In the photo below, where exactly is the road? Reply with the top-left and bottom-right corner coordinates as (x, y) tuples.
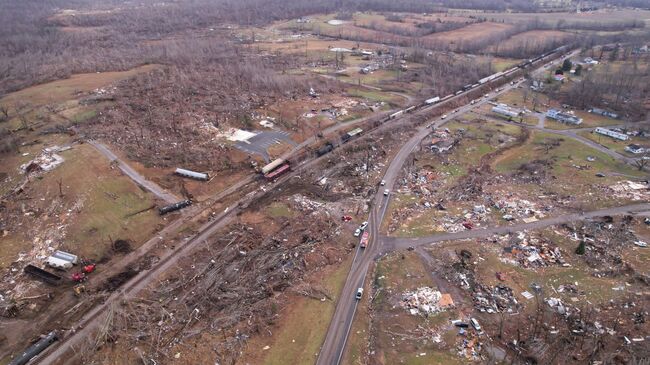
(87, 140), (180, 204)
(383, 202), (650, 251)
(315, 69), (533, 365)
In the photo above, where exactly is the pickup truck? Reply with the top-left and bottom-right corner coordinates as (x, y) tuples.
(359, 231), (370, 248)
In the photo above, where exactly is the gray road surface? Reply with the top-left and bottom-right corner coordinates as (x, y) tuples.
(87, 140), (179, 204)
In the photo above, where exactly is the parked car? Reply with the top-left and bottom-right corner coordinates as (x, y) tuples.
(380, 180), (386, 186)
(634, 241), (648, 248)
(441, 114), (447, 119)
(359, 221), (369, 230)
(355, 287), (364, 300)
(354, 228), (361, 237)
(383, 189), (390, 196)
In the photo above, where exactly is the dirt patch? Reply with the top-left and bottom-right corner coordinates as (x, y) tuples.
(112, 239), (132, 254)
(100, 267), (138, 292)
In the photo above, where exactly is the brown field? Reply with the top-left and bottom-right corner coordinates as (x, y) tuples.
(423, 22), (514, 42)
(451, 8), (650, 27)
(488, 30), (572, 52)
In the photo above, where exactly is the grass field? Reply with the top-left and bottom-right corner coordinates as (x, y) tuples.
(0, 64), (159, 109)
(0, 143), (161, 268)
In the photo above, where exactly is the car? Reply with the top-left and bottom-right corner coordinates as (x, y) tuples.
(355, 287), (364, 300)
(453, 109), (459, 113)
(341, 215), (352, 222)
(484, 94), (489, 98)
(634, 241), (648, 248)
(380, 180), (386, 186)
(384, 189), (390, 196)
(595, 172), (606, 178)
(353, 228), (361, 237)
(359, 221), (369, 230)
(441, 114), (447, 119)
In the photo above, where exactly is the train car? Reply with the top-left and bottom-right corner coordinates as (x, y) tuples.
(316, 142), (335, 157)
(261, 158), (286, 175)
(344, 127), (363, 141)
(175, 168), (209, 181)
(425, 96), (440, 105)
(159, 200), (192, 215)
(24, 265), (62, 286)
(405, 106), (416, 113)
(390, 110), (404, 119)
(455, 90), (463, 95)
(9, 331), (59, 365)
(264, 162), (290, 180)
(441, 94), (454, 101)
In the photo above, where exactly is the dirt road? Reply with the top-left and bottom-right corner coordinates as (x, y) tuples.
(87, 140), (180, 204)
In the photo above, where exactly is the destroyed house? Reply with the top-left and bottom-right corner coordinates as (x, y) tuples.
(546, 109), (582, 125)
(430, 138), (456, 153)
(625, 144), (645, 154)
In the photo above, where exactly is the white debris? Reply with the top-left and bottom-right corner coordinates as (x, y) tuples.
(20, 147), (66, 173)
(401, 287), (443, 316)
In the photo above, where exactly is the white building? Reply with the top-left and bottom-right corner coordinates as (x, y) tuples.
(595, 127), (629, 141)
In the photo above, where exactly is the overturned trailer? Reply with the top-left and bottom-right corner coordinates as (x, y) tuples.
(175, 168), (209, 181)
(158, 200), (192, 215)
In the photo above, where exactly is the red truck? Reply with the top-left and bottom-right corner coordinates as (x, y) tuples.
(359, 231), (370, 249)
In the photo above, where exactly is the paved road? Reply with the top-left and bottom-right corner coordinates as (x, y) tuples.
(383, 203), (650, 251)
(87, 140), (180, 204)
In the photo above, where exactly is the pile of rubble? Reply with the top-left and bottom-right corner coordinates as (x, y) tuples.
(429, 130), (458, 154)
(401, 287), (454, 316)
(456, 331), (482, 361)
(609, 181), (650, 201)
(473, 284), (521, 313)
(500, 232), (566, 268)
(493, 197), (545, 222)
(19, 146), (69, 175)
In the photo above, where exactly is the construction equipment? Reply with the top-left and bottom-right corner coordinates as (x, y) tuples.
(71, 272), (86, 282)
(73, 284), (86, 297)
